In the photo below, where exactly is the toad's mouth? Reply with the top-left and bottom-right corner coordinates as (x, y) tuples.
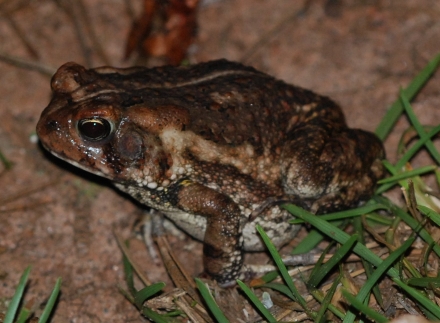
(49, 149), (111, 179)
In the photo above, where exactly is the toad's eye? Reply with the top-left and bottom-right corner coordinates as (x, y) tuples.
(77, 118), (112, 141)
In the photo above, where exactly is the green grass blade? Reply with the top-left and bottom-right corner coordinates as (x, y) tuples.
(122, 250), (136, 296)
(134, 282), (165, 309)
(364, 212), (393, 225)
(353, 217), (383, 307)
(308, 234), (358, 288)
(15, 307), (31, 323)
(195, 278), (230, 323)
(237, 280), (277, 323)
(38, 277), (62, 323)
(261, 282), (295, 299)
(285, 203), (440, 319)
(399, 91), (440, 164)
(377, 197), (440, 258)
(343, 235), (415, 323)
(375, 164), (438, 195)
(256, 225), (313, 316)
(290, 203), (387, 224)
(341, 290), (388, 323)
(142, 307), (170, 323)
(308, 241), (335, 287)
(311, 289), (346, 320)
(291, 228), (325, 254)
(375, 53), (440, 141)
(395, 125), (440, 170)
(257, 270), (280, 284)
(406, 277), (440, 288)
(314, 274), (342, 322)
(284, 204), (398, 275)
(436, 169), (440, 185)
(291, 220), (344, 255)
(377, 165), (437, 184)
(418, 205), (440, 226)
(4, 266), (32, 323)
(264, 280), (348, 320)
(263, 281), (347, 319)
(394, 279), (440, 319)
(378, 159), (439, 212)
(0, 148), (13, 170)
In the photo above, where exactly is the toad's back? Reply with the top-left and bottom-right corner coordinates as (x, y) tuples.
(92, 59), (346, 152)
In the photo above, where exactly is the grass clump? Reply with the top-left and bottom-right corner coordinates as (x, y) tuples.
(2, 267), (60, 323)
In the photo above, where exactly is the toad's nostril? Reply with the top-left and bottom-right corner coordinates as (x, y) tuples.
(47, 120), (60, 131)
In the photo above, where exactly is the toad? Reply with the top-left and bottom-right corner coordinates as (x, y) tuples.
(36, 59), (384, 286)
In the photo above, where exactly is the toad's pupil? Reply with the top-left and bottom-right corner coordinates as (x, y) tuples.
(78, 118), (110, 141)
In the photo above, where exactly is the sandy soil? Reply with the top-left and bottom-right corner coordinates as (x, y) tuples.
(1, 0), (439, 322)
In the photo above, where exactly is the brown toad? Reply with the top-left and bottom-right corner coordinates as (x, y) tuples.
(36, 59), (385, 286)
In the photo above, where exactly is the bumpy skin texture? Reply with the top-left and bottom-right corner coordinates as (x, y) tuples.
(37, 59), (385, 286)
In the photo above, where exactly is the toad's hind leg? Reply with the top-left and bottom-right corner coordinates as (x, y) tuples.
(280, 124), (385, 213)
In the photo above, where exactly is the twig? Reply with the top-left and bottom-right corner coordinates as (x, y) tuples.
(2, 12), (39, 58)
(114, 232), (153, 286)
(0, 52), (55, 76)
(240, 2), (311, 64)
(0, 179), (59, 205)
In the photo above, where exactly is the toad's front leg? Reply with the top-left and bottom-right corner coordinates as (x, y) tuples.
(176, 180), (245, 287)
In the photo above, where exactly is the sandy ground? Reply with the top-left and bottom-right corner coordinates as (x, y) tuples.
(1, 0), (439, 322)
